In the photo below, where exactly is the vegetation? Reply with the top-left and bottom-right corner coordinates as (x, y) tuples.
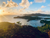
(40, 20), (46, 23)
(38, 21), (50, 38)
(11, 25), (49, 38)
(39, 20), (50, 32)
(0, 22), (49, 38)
(38, 24), (50, 32)
(40, 20), (50, 24)
(17, 21), (21, 25)
(0, 22), (21, 38)
(44, 18), (50, 19)
(14, 16), (41, 21)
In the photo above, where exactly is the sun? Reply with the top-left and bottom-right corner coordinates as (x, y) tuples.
(0, 10), (2, 15)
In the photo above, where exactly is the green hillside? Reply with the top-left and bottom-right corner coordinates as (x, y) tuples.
(0, 22), (15, 29)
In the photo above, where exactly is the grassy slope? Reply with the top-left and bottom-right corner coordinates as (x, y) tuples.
(0, 22), (15, 29)
(0, 22), (49, 38)
(38, 24), (50, 32)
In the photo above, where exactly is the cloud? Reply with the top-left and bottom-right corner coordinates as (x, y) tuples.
(24, 9), (46, 14)
(19, 8), (25, 12)
(41, 6), (46, 8)
(30, 2), (33, 4)
(48, 4), (50, 7)
(3, 2), (6, 6)
(19, 0), (33, 12)
(2, 0), (33, 12)
(36, 9), (45, 13)
(34, 0), (46, 3)
(29, 9), (50, 14)
(3, 0), (18, 7)
(19, 0), (33, 8)
(30, 9), (45, 14)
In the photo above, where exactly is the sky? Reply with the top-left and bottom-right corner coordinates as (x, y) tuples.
(0, 0), (50, 15)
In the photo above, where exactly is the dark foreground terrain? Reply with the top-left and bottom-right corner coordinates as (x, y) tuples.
(11, 25), (49, 38)
(0, 22), (49, 38)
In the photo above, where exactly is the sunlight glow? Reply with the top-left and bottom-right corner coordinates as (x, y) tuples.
(0, 10), (2, 15)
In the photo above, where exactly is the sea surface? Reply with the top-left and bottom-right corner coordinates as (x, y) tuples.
(0, 15), (50, 27)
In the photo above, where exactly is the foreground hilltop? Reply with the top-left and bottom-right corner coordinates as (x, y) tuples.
(0, 22), (49, 38)
(11, 25), (49, 38)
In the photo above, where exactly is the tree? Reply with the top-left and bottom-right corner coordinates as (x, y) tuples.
(17, 21), (21, 25)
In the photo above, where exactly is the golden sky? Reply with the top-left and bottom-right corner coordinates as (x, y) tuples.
(0, 0), (50, 15)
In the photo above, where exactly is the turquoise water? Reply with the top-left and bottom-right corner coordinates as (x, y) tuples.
(0, 15), (50, 27)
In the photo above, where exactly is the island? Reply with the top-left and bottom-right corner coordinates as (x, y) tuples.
(14, 16), (42, 21)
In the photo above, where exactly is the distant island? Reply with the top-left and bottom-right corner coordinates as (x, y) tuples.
(24, 13), (50, 16)
(14, 13), (50, 21)
(14, 16), (42, 21)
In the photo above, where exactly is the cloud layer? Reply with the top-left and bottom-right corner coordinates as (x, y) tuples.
(19, 0), (33, 8)
(2, 0), (50, 15)
(3, 0), (18, 7)
(34, 0), (45, 3)
(2, 0), (33, 12)
(29, 9), (49, 14)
